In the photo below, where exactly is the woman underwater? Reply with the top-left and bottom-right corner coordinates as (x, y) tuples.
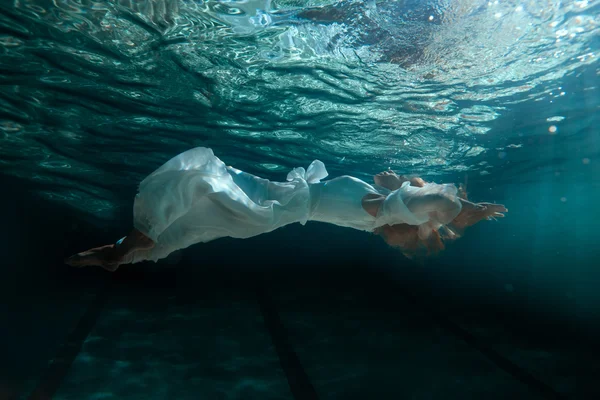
(65, 147), (507, 271)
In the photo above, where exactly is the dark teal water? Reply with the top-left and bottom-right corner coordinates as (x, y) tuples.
(1, 1), (599, 399)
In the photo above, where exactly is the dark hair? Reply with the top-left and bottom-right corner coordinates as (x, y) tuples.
(374, 223), (444, 259)
(374, 221), (466, 259)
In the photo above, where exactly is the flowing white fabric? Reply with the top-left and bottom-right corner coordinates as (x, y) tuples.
(129, 147), (328, 262)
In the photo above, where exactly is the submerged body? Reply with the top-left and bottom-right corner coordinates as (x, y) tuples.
(66, 147), (505, 270)
(126, 147), (461, 263)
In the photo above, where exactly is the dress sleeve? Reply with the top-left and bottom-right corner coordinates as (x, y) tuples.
(376, 182), (430, 226)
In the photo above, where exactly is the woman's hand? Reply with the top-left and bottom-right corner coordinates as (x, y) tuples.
(478, 203), (508, 221)
(453, 200), (507, 229)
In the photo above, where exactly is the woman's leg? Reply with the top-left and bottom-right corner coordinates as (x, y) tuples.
(65, 229), (154, 271)
(64, 244), (120, 271)
(115, 229), (155, 257)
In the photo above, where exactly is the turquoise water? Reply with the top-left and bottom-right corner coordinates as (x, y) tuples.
(1, 0), (597, 216)
(1, 0), (599, 399)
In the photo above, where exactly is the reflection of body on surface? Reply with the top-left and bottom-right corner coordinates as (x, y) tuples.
(66, 147), (506, 271)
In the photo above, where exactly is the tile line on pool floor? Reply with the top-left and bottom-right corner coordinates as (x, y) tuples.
(26, 277), (113, 400)
(395, 288), (567, 400)
(22, 275), (566, 400)
(256, 286), (321, 400)
(22, 278), (319, 400)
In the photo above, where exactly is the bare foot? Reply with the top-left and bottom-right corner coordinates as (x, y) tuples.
(65, 245), (122, 271)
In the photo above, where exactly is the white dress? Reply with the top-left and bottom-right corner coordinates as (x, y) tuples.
(126, 147), (461, 263)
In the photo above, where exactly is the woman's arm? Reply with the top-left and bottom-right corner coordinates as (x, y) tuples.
(452, 200), (507, 229)
(371, 169), (507, 250)
(373, 171), (507, 224)
(362, 193), (386, 217)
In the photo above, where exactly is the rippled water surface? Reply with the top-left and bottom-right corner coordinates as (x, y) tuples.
(0, 0), (598, 219)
